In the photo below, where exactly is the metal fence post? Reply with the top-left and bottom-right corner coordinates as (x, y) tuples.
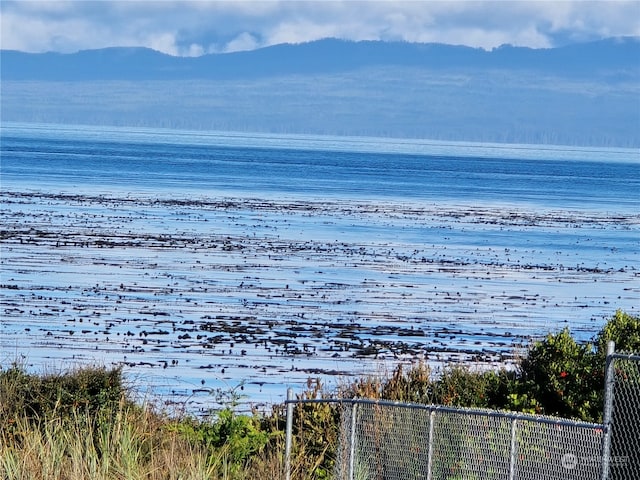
(285, 388), (294, 480)
(348, 402), (358, 480)
(601, 341), (615, 480)
(426, 410), (435, 480)
(509, 418), (518, 480)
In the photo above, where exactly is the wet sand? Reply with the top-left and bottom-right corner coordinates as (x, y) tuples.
(1, 190), (638, 413)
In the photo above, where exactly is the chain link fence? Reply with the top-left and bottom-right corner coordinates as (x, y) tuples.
(284, 397), (603, 480)
(284, 342), (638, 480)
(335, 401), (602, 480)
(602, 346), (640, 480)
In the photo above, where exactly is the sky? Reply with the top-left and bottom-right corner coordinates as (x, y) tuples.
(1, 0), (639, 56)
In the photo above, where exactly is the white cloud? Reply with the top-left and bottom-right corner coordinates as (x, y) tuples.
(223, 32), (260, 53)
(185, 43), (205, 57)
(146, 32), (179, 56)
(1, 1), (638, 56)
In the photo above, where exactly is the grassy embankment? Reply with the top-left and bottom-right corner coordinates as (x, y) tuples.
(1, 310), (638, 480)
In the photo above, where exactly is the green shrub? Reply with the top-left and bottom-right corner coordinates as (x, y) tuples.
(518, 328), (599, 419)
(595, 309), (640, 356)
(515, 311), (640, 422)
(0, 362), (126, 428)
(171, 407), (271, 477)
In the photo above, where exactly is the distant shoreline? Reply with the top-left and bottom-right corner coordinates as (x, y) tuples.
(3, 121), (638, 163)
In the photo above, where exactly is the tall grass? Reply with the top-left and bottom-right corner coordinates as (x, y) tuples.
(0, 365), (221, 480)
(1, 409), (225, 479)
(0, 363), (281, 480)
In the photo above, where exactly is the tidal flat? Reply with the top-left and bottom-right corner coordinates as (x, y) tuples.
(1, 190), (638, 413)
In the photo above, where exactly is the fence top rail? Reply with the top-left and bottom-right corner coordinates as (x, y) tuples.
(285, 396), (604, 430)
(610, 352), (640, 362)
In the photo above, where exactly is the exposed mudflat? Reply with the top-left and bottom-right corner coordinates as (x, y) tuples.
(1, 191), (638, 413)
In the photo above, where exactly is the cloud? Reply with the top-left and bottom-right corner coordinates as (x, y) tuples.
(223, 32), (261, 53)
(1, 0), (639, 56)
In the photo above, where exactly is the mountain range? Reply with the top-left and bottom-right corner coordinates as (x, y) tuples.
(1, 38), (639, 147)
(2, 37), (639, 81)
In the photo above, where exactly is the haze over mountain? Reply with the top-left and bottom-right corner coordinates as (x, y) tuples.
(2, 37), (639, 147)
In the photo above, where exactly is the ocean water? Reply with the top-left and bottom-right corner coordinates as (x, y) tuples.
(1, 123), (639, 412)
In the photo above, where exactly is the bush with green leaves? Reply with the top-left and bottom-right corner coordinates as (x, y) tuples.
(170, 407), (271, 477)
(595, 309), (640, 356)
(0, 363), (125, 422)
(0, 361), (127, 451)
(516, 310), (640, 422)
(518, 328), (599, 419)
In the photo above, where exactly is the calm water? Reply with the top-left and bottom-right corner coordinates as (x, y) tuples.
(1, 123), (639, 412)
(2, 123), (638, 209)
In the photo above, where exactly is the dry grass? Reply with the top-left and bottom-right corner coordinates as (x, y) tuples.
(1, 399), (220, 480)
(0, 364), (287, 480)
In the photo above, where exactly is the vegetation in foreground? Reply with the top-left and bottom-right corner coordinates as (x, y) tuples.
(1, 310), (638, 480)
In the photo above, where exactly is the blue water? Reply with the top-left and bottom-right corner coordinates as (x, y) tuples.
(2, 123), (638, 210)
(1, 122), (639, 411)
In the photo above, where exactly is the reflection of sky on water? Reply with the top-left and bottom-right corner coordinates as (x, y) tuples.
(1, 124), (638, 413)
(1, 192), (637, 413)
(3, 123), (639, 212)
